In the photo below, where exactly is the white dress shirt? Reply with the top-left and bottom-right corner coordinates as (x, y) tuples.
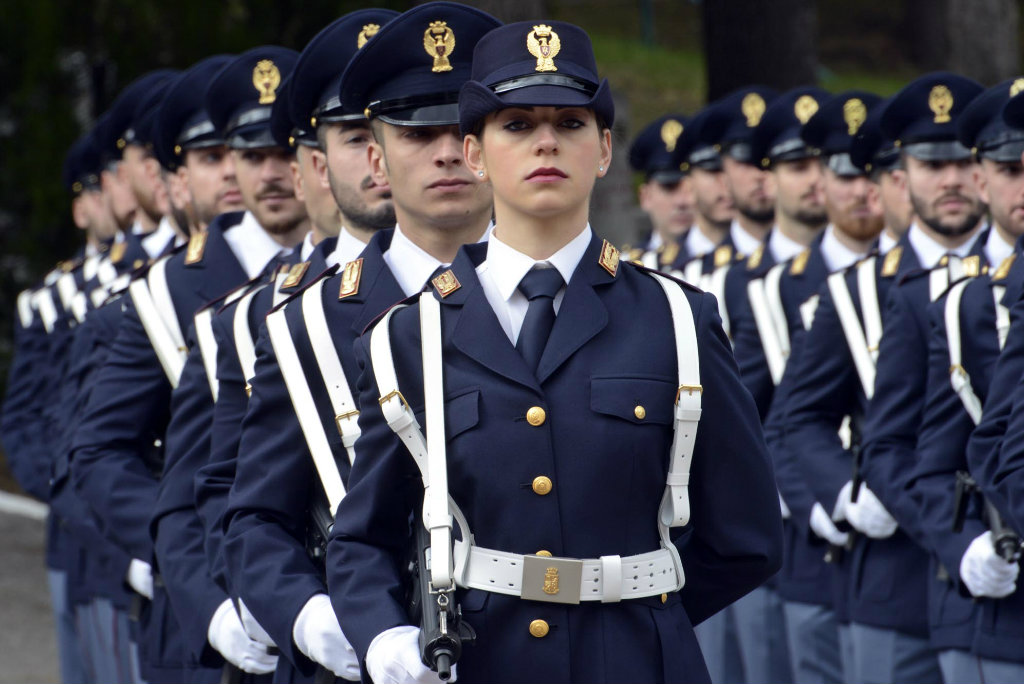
(382, 225), (448, 298)
(477, 225), (592, 346)
(767, 227), (809, 264)
(223, 211), (292, 279)
(985, 225), (1016, 269)
(820, 225), (870, 274)
(141, 216), (178, 260)
(685, 225), (717, 259)
(326, 228), (369, 268)
(730, 219), (764, 257)
(907, 222), (980, 268)
(878, 230), (898, 256)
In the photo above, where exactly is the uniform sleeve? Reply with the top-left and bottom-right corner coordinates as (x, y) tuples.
(678, 290), (784, 624)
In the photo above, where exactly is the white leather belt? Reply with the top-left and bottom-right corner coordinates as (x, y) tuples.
(458, 545), (680, 603)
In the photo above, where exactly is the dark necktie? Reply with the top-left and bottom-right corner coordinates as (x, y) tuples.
(516, 266), (564, 372)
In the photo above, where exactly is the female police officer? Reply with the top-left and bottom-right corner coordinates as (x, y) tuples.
(327, 19), (783, 684)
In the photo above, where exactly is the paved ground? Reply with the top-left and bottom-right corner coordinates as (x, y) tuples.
(0, 503), (58, 683)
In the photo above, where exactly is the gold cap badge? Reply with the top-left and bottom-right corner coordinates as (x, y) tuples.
(599, 239), (620, 276)
(1011, 78), (1024, 98)
(527, 24), (561, 72)
(357, 23), (380, 49)
(929, 85), (953, 124)
(881, 246), (902, 277)
(253, 60), (281, 105)
(742, 93), (766, 127)
(338, 258), (364, 299)
(794, 95), (819, 124)
(661, 119), (684, 153)
(844, 98), (867, 135)
(432, 269), (461, 297)
(424, 21), (455, 73)
(281, 262), (309, 290)
(185, 230), (209, 265)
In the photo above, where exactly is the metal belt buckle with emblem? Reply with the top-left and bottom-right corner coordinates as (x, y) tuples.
(521, 554), (583, 604)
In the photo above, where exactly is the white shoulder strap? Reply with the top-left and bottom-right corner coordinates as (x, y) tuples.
(828, 271), (876, 399)
(17, 290), (33, 329)
(856, 257), (882, 363)
(682, 259), (704, 287)
(266, 306), (346, 516)
(641, 250), (659, 270)
(232, 286), (263, 387)
(83, 254), (100, 282)
(709, 264), (732, 338)
(945, 278), (983, 424)
(272, 272), (290, 307)
(193, 308), (220, 401)
(302, 278), (359, 465)
(993, 285), (1010, 350)
(56, 272), (78, 312)
(96, 258), (118, 287)
(147, 257), (187, 353)
(747, 267), (788, 385)
(129, 273), (186, 387)
(70, 292), (88, 324)
(32, 288), (58, 334)
(799, 294), (819, 331)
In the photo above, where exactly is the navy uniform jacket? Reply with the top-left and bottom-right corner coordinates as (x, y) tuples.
(222, 230), (406, 676)
(70, 211), (249, 681)
(328, 237), (783, 683)
(193, 238), (333, 597)
(909, 242), (1024, 655)
(858, 232), (989, 639)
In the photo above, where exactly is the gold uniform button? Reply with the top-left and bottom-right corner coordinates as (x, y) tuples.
(526, 406), (546, 426)
(532, 476), (553, 496)
(535, 550), (553, 557)
(634, 405), (646, 420)
(529, 619), (550, 638)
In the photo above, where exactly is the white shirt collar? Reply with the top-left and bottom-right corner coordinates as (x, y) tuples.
(985, 226), (1016, 269)
(820, 225), (869, 273)
(326, 227), (370, 268)
(647, 231), (663, 251)
(685, 225), (717, 259)
(223, 210), (292, 279)
(299, 232), (316, 261)
(383, 224), (447, 298)
(141, 216), (177, 260)
(907, 222), (979, 268)
(768, 227), (808, 264)
(484, 225), (592, 305)
(878, 230), (898, 255)
(730, 219), (764, 257)
(130, 219), (146, 236)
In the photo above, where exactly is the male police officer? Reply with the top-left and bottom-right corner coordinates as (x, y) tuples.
(222, 5), (499, 680)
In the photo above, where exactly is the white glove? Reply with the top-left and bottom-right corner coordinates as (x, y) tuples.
(238, 598), (276, 647)
(366, 625), (457, 684)
(845, 483), (898, 539)
(810, 502), (850, 546)
(126, 559), (154, 600)
(292, 594), (360, 680)
(207, 599), (278, 674)
(832, 481), (854, 523)
(960, 531), (1019, 598)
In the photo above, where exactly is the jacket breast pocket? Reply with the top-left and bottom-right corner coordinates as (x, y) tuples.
(590, 376), (677, 425)
(414, 387), (481, 439)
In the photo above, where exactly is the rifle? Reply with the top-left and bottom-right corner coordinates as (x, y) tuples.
(825, 417), (862, 564)
(408, 514), (475, 681)
(953, 471), (1022, 563)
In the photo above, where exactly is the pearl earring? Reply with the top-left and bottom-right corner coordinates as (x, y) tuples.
(478, 171), (485, 177)
(598, 165), (604, 171)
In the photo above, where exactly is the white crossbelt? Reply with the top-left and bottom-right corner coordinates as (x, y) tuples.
(302, 277), (359, 466)
(194, 308), (220, 401)
(829, 268), (877, 399)
(17, 290), (33, 329)
(708, 264), (732, 339)
(368, 269), (697, 602)
(148, 257), (187, 352)
(266, 300), (346, 516)
(945, 279), (982, 423)
(129, 259), (186, 387)
(994, 285), (1010, 350)
(682, 259), (704, 287)
(748, 264), (789, 385)
(31, 288), (58, 334)
(233, 286), (263, 387)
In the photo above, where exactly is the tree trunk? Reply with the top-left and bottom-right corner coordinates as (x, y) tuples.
(702, 0), (818, 101)
(947, 0), (1019, 83)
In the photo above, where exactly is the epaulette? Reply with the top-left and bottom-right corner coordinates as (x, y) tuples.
(880, 245), (902, 277)
(659, 241), (680, 267)
(184, 230), (209, 265)
(109, 241), (127, 265)
(279, 261), (310, 292)
(360, 292), (421, 336)
(624, 259), (704, 293)
(268, 264), (339, 315)
(746, 244), (765, 271)
(789, 249), (811, 275)
(713, 244), (734, 268)
(992, 253), (1016, 282)
(210, 272), (268, 317)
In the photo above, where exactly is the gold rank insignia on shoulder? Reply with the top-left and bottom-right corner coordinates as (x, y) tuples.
(253, 60), (281, 105)
(281, 262), (309, 290)
(794, 95), (819, 124)
(432, 269), (461, 297)
(109, 241), (127, 264)
(881, 245), (902, 277)
(661, 119), (683, 152)
(790, 249), (810, 275)
(185, 230), (208, 265)
(714, 245), (733, 268)
(660, 241), (680, 266)
(424, 21), (455, 73)
(844, 98), (867, 135)
(929, 85), (953, 124)
(742, 93), (766, 127)
(599, 239), (620, 276)
(746, 244), (765, 270)
(357, 23), (380, 49)
(962, 255), (981, 278)
(338, 258), (364, 299)
(1012, 79), (1024, 98)
(133, 259), (145, 270)
(527, 24), (560, 72)
(60, 260), (74, 273)
(993, 253), (1016, 281)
